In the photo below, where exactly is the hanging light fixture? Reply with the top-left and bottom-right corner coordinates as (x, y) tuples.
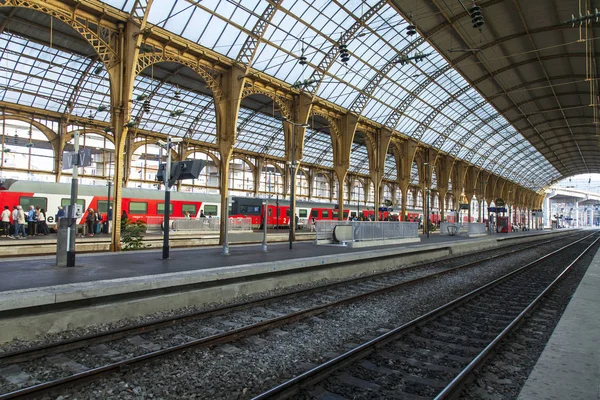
(470, 3), (484, 28)
(338, 43), (350, 64)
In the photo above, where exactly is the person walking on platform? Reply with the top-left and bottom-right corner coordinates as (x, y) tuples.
(37, 208), (49, 235)
(86, 208), (95, 237)
(27, 205), (37, 236)
(1, 206), (10, 238)
(16, 206), (27, 239)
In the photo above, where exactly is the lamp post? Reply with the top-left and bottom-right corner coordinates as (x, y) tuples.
(262, 199), (268, 252)
(282, 119), (309, 250)
(66, 130), (80, 267)
(354, 185), (360, 221)
(157, 136), (182, 260)
(223, 197), (233, 255)
(424, 162), (429, 238)
(106, 179), (112, 234)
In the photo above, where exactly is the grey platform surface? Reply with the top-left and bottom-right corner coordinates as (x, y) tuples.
(0, 230), (549, 293)
(518, 242), (600, 400)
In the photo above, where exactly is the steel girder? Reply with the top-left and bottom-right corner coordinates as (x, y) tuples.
(303, 0), (387, 97)
(236, 0), (282, 68)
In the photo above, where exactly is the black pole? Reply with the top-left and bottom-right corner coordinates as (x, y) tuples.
(67, 131), (80, 268)
(162, 137), (172, 260)
(163, 189), (170, 259)
(289, 125), (295, 250)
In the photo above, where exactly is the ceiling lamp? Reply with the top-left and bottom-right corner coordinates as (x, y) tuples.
(298, 46), (307, 66)
(169, 109), (184, 117)
(143, 100), (151, 113)
(406, 23), (417, 37)
(470, 3), (484, 28)
(338, 43), (350, 64)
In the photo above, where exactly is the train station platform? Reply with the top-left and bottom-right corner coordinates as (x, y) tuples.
(0, 229), (570, 343)
(518, 237), (600, 400)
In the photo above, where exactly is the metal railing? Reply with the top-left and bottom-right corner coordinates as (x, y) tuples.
(145, 217), (252, 232)
(316, 220), (419, 243)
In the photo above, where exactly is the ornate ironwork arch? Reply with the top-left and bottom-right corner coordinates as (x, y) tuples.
(0, 0), (120, 68)
(241, 86), (292, 122)
(136, 53), (224, 103)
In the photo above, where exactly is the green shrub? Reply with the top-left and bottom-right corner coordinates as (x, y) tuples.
(121, 220), (148, 251)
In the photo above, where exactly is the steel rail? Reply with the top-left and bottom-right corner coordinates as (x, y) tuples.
(435, 233), (600, 399)
(250, 232), (598, 400)
(0, 233), (566, 365)
(0, 233), (581, 399)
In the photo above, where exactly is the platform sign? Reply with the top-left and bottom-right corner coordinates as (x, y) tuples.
(62, 149), (92, 170)
(495, 198), (505, 207)
(459, 203), (469, 210)
(488, 207), (507, 213)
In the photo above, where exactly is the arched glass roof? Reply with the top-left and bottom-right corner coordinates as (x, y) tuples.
(0, 0), (562, 191)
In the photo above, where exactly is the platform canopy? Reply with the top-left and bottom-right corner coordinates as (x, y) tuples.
(0, 0), (579, 191)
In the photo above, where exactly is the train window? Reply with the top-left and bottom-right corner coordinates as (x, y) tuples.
(286, 209), (290, 216)
(311, 210), (319, 218)
(97, 200), (109, 214)
(322, 210), (330, 218)
(21, 196), (47, 211)
(60, 198), (86, 210)
(299, 209), (308, 218)
(268, 208), (272, 216)
(204, 204), (218, 217)
(343, 211), (349, 218)
(129, 202), (148, 214)
(157, 203), (174, 214)
(240, 205), (261, 214)
(333, 211), (338, 218)
(182, 204), (197, 215)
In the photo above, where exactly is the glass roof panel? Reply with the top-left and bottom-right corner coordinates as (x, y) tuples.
(235, 109), (286, 158)
(410, 162), (419, 184)
(133, 76), (217, 143)
(385, 153), (397, 180)
(303, 128), (334, 168)
(349, 144), (370, 175)
(0, 32), (110, 117)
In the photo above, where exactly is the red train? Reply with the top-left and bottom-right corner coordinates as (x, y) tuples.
(0, 179), (443, 229)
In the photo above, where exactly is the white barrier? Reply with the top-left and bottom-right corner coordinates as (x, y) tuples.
(440, 222), (459, 236)
(316, 220), (419, 244)
(467, 223), (487, 235)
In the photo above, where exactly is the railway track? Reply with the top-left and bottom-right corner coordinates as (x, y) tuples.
(0, 232), (585, 399)
(252, 232), (600, 399)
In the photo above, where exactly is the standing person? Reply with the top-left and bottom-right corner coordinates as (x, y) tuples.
(37, 208), (49, 235)
(11, 206), (18, 238)
(1, 206), (10, 238)
(27, 205), (37, 236)
(55, 206), (65, 230)
(294, 214), (299, 231)
(121, 210), (128, 232)
(107, 206), (113, 234)
(16, 205), (27, 239)
(86, 208), (95, 237)
(184, 211), (191, 220)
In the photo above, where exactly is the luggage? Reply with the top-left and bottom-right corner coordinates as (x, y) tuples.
(95, 223), (102, 234)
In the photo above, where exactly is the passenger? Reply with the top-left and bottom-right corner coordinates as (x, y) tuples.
(86, 208), (95, 236)
(310, 217), (316, 232)
(121, 210), (128, 232)
(27, 205), (37, 236)
(11, 206), (18, 238)
(1, 206), (10, 238)
(56, 206), (65, 229)
(107, 206), (113, 234)
(200, 211), (206, 218)
(16, 206), (27, 239)
(295, 214), (299, 231)
(37, 208), (49, 235)
(184, 211), (191, 220)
